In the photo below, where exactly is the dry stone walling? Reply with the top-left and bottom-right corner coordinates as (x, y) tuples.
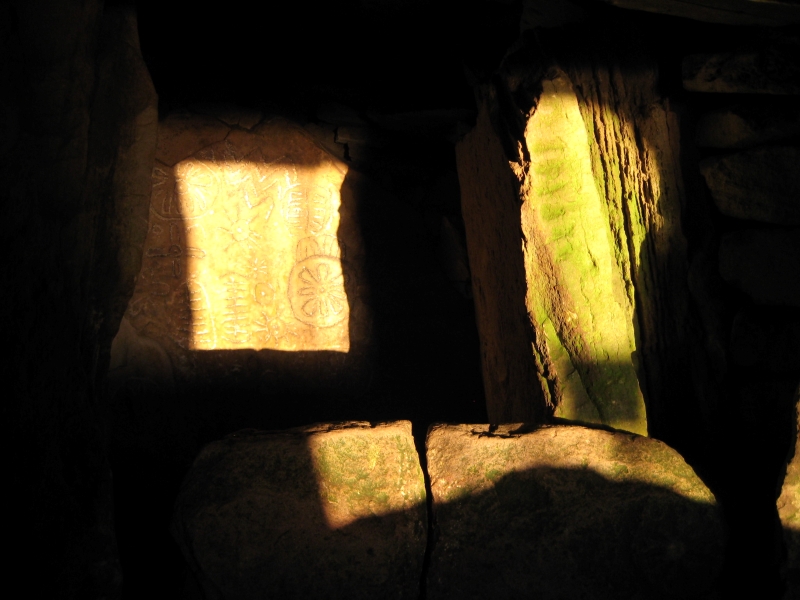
(682, 32), (800, 597)
(457, 31), (698, 436)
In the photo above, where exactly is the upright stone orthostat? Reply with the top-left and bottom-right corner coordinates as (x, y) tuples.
(425, 423), (725, 600)
(458, 40), (695, 435)
(129, 113), (357, 352)
(172, 421), (427, 600)
(108, 112), (370, 453)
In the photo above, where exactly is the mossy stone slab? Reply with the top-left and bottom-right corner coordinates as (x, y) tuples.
(426, 423), (725, 600)
(172, 421), (426, 600)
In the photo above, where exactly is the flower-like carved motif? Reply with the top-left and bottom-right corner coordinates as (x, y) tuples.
(288, 256), (348, 328)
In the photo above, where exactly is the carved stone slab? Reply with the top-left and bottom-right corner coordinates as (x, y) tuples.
(172, 421), (427, 600)
(425, 423), (725, 600)
(108, 112), (370, 453)
(129, 114), (356, 352)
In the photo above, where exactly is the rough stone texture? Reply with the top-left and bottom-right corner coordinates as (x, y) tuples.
(456, 91), (548, 425)
(519, 68), (647, 435)
(426, 423), (725, 600)
(0, 3), (157, 597)
(683, 41), (800, 94)
(458, 35), (698, 436)
(172, 421), (426, 600)
(779, 389), (800, 599)
(719, 229), (800, 307)
(108, 113), (371, 459)
(695, 100), (800, 149)
(135, 115), (357, 352)
(599, 0), (800, 26)
(700, 147), (800, 225)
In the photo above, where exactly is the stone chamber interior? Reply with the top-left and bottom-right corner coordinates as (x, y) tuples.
(3, 0), (800, 598)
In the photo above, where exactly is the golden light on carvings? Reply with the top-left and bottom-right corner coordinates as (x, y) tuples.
(132, 128), (351, 353)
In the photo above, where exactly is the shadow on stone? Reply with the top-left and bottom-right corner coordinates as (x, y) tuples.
(172, 422), (426, 600)
(172, 421), (726, 600)
(427, 465), (724, 600)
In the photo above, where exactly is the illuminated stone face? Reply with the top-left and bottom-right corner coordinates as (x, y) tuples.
(124, 116), (355, 354)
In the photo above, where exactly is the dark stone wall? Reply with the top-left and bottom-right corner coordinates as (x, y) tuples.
(0, 2), (157, 597)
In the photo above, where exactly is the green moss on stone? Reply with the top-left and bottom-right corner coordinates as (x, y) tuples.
(522, 72), (647, 436)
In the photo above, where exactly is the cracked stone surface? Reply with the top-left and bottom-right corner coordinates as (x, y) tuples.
(426, 423), (725, 600)
(172, 421), (427, 600)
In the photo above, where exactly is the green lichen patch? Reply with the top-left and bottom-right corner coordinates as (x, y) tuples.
(312, 424), (426, 521)
(520, 70), (647, 436)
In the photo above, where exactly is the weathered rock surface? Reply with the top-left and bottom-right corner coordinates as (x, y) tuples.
(599, 0), (800, 26)
(695, 101), (800, 149)
(172, 421), (426, 600)
(426, 423), (725, 600)
(684, 43), (800, 94)
(700, 147), (800, 225)
(778, 388), (800, 599)
(458, 36), (698, 435)
(719, 229), (800, 307)
(108, 112), (372, 455)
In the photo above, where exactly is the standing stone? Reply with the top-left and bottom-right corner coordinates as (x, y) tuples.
(172, 421), (427, 600)
(718, 229), (800, 307)
(700, 147), (800, 225)
(132, 113), (362, 352)
(779, 388), (800, 599)
(108, 112), (371, 453)
(426, 423), (725, 600)
(458, 35), (696, 435)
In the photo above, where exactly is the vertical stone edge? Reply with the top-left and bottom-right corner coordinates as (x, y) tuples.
(778, 386), (800, 599)
(456, 86), (550, 424)
(564, 50), (702, 437)
(88, 5), (159, 374)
